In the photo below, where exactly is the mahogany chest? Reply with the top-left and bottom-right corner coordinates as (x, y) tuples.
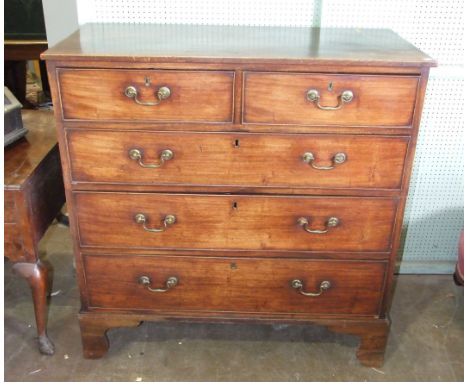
(42, 24), (435, 367)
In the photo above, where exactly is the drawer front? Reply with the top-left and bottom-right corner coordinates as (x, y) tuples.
(4, 192), (16, 223)
(243, 72), (419, 126)
(58, 69), (234, 123)
(68, 130), (409, 190)
(76, 193), (397, 252)
(84, 254), (386, 316)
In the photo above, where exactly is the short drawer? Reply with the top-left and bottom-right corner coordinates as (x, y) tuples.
(84, 254), (386, 316)
(243, 72), (419, 127)
(67, 130), (409, 190)
(75, 193), (397, 252)
(57, 69), (234, 123)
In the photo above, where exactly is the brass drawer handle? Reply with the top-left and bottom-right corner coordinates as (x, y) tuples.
(303, 152), (347, 170)
(306, 89), (353, 110)
(128, 148), (174, 168)
(124, 85), (171, 106)
(138, 275), (178, 292)
(291, 279), (331, 297)
(134, 213), (176, 233)
(297, 216), (339, 234)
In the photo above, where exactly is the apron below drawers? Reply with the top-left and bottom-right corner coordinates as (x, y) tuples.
(84, 254), (386, 316)
(75, 192), (398, 253)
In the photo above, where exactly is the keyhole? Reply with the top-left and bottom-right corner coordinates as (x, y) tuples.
(232, 201), (238, 209)
(144, 77), (151, 87)
(234, 139), (240, 148)
(328, 82), (333, 91)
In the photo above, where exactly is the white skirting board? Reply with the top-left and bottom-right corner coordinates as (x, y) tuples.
(397, 261), (458, 275)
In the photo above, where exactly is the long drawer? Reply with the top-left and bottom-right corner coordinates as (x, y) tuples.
(75, 193), (398, 252)
(67, 130), (409, 190)
(57, 69), (235, 123)
(243, 72), (419, 127)
(84, 254), (386, 316)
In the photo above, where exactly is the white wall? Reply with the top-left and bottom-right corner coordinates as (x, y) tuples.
(318, 1), (464, 274)
(76, 0), (322, 26)
(42, 0), (79, 46)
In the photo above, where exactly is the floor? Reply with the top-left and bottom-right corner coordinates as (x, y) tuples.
(4, 223), (464, 382)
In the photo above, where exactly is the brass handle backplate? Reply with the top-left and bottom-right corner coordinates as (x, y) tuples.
(138, 275), (178, 292)
(291, 279), (331, 297)
(297, 216), (339, 234)
(124, 85), (171, 106)
(129, 148), (174, 168)
(134, 213), (176, 233)
(303, 152), (347, 170)
(306, 89), (354, 110)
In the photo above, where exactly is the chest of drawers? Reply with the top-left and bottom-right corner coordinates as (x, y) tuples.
(43, 24), (435, 367)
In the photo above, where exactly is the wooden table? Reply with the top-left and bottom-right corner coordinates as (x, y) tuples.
(4, 109), (65, 355)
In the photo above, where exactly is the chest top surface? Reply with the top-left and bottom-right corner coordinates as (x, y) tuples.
(42, 23), (435, 67)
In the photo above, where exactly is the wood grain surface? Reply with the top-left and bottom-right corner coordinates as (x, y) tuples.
(4, 110), (65, 262)
(243, 73), (419, 126)
(75, 193), (398, 253)
(84, 254), (386, 316)
(4, 110), (60, 188)
(67, 130), (409, 190)
(4, 223), (24, 262)
(58, 69), (234, 122)
(4, 192), (16, 223)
